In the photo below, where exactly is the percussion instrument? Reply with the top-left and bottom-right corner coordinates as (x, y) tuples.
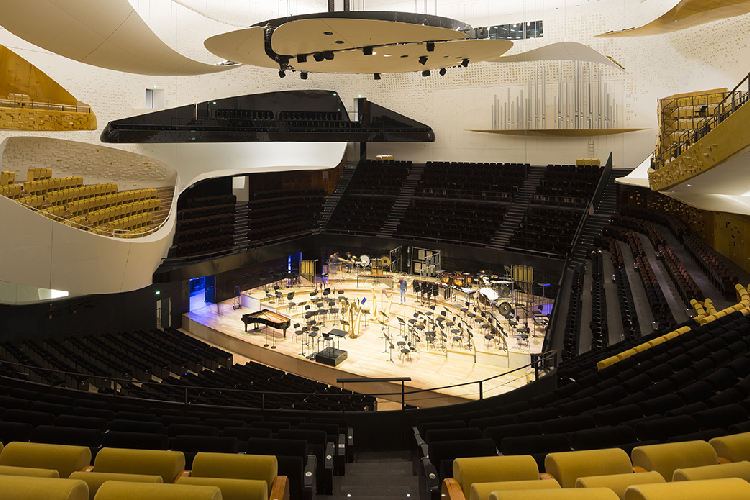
(480, 287), (499, 302)
(360, 255), (370, 266)
(441, 271), (452, 285)
(452, 275), (464, 287)
(498, 301), (512, 316)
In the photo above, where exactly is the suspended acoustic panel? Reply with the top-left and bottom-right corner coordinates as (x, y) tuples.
(0, 0), (236, 76)
(489, 42), (623, 70)
(597, 0), (750, 37)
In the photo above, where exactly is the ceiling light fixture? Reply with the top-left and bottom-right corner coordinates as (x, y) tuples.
(422, 69), (430, 77)
(439, 68), (446, 76)
(278, 69), (286, 78)
(374, 73), (381, 80)
(323, 51), (334, 60)
(419, 55), (428, 65)
(426, 41), (435, 52)
(363, 46), (373, 56)
(300, 71), (308, 80)
(313, 52), (324, 62)
(297, 54), (307, 64)
(461, 58), (470, 67)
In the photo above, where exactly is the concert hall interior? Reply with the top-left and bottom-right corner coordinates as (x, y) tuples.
(3, 1), (750, 499)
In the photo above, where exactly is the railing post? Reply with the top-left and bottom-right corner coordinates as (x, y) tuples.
(478, 381), (483, 400)
(401, 381), (405, 410)
(184, 387), (188, 405)
(262, 393), (265, 411)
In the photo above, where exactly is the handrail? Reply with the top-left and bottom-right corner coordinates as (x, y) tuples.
(0, 350), (557, 409)
(0, 97), (91, 114)
(653, 72), (750, 169)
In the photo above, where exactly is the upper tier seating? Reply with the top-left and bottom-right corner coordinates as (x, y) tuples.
(247, 189), (325, 244)
(173, 195), (236, 258)
(507, 208), (583, 257)
(327, 196), (393, 234)
(395, 199), (506, 245)
(533, 164), (603, 208)
(416, 162), (526, 201)
(348, 160), (411, 196)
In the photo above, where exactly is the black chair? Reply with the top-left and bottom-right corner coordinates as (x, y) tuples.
(173, 435), (239, 469)
(592, 405), (643, 427)
(30, 425), (102, 450)
(246, 437), (314, 500)
(500, 434), (570, 471)
(3, 409), (55, 427)
(55, 414), (108, 432)
(278, 428), (333, 495)
(483, 423), (543, 449)
(692, 404), (748, 430)
(204, 418), (245, 430)
(540, 414), (596, 435)
(568, 425), (638, 451)
(634, 415), (699, 442)
(115, 411), (156, 422)
(101, 431), (168, 450)
(108, 419), (166, 434)
(167, 423), (218, 438)
(0, 422), (34, 443)
(427, 438), (497, 482)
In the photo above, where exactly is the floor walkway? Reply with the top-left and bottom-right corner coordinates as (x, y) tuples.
(618, 241), (655, 336)
(638, 233), (689, 324)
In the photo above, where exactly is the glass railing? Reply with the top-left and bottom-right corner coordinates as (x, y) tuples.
(653, 73), (750, 169)
(0, 279), (77, 305)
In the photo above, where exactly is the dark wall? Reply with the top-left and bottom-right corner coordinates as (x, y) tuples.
(249, 163), (343, 196)
(0, 281), (183, 342)
(177, 177), (233, 210)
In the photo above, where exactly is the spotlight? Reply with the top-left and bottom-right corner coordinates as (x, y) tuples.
(422, 69), (430, 77)
(300, 71), (308, 80)
(279, 70), (286, 78)
(363, 46), (373, 56)
(426, 41), (435, 52)
(461, 58), (470, 67)
(297, 54), (307, 64)
(323, 51), (334, 60)
(313, 52), (324, 62)
(439, 68), (446, 76)
(374, 73), (381, 80)
(419, 55), (428, 65)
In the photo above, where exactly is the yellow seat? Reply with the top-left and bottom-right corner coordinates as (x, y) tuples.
(576, 471), (665, 499)
(191, 453), (276, 492)
(631, 441), (717, 482)
(622, 477), (750, 500)
(0, 475), (88, 500)
(0, 442), (91, 478)
(91, 448), (184, 483)
(94, 481), (220, 500)
(710, 433), (750, 462)
(178, 476), (268, 500)
(545, 449), (634, 488)
(471, 479), (560, 500)
(0, 464), (60, 478)
(69, 471), (162, 500)
(453, 456), (541, 495)
(490, 488), (619, 500)
(672, 461), (750, 482)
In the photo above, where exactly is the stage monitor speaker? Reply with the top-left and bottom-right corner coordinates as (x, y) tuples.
(315, 347), (348, 367)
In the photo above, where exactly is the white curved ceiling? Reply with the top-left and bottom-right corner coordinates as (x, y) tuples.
(0, 0), (237, 76)
(489, 42), (624, 70)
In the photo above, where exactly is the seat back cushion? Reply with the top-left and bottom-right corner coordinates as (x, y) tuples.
(490, 488), (619, 500)
(92, 448), (185, 483)
(545, 448), (633, 488)
(0, 475), (88, 500)
(453, 455), (540, 494)
(0, 464), (59, 478)
(191, 452), (277, 491)
(710, 432), (750, 462)
(0, 442), (91, 478)
(178, 476), (269, 500)
(94, 481), (221, 500)
(631, 441), (717, 482)
(672, 461), (750, 482)
(470, 478), (559, 500)
(622, 477), (750, 500)
(576, 471), (665, 499)
(69, 471), (162, 500)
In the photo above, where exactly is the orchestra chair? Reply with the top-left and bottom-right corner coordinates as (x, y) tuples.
(490, 488), (619, 500)
(544, 448), (635, 488)
(672, 461), (750, 482)
(69, 471), (162, 500)
(622, 477), (750, 500)
(0, 442), (91, 478)
(94, 481), (221, 500)
(87, 447), (185, 483)
(630, 441), (718, 481)
(0, 475), (89, 500)
(188, 452), (286, 500)
(709, 432), (750, 462)
(575, 471), (665, 499)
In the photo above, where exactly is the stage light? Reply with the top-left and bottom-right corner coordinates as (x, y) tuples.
(426, 41), (435, 52)
(300, 71), (308, 80)
(297, 54), (307, 64)
(323, 51), (334, 60)
(313, 52), (324, 62)
(461, 58), (470, 67)
(279, 69), (286, 78)
(374, 73), (381, 80)
(363, 46), (373, 56)
(419, 55), (428, 65)
(422, 69), (430, 77)
(439, 68), (446, 76)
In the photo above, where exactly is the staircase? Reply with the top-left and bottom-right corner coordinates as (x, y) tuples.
(232, 201), (250, 249)
(319, 162), (357, 229)
(488, 166), (546, 249)
(567, 168), (632, 266)
(378, 163), (425, 237)
(331, 451), (419, 500)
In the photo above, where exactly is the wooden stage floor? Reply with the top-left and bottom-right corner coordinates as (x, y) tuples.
(183, 277), (545, 408)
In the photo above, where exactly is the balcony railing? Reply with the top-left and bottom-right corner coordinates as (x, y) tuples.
(0, 95), (91, 114)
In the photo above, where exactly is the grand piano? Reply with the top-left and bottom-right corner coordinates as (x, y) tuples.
(242, 309), (291, 338)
